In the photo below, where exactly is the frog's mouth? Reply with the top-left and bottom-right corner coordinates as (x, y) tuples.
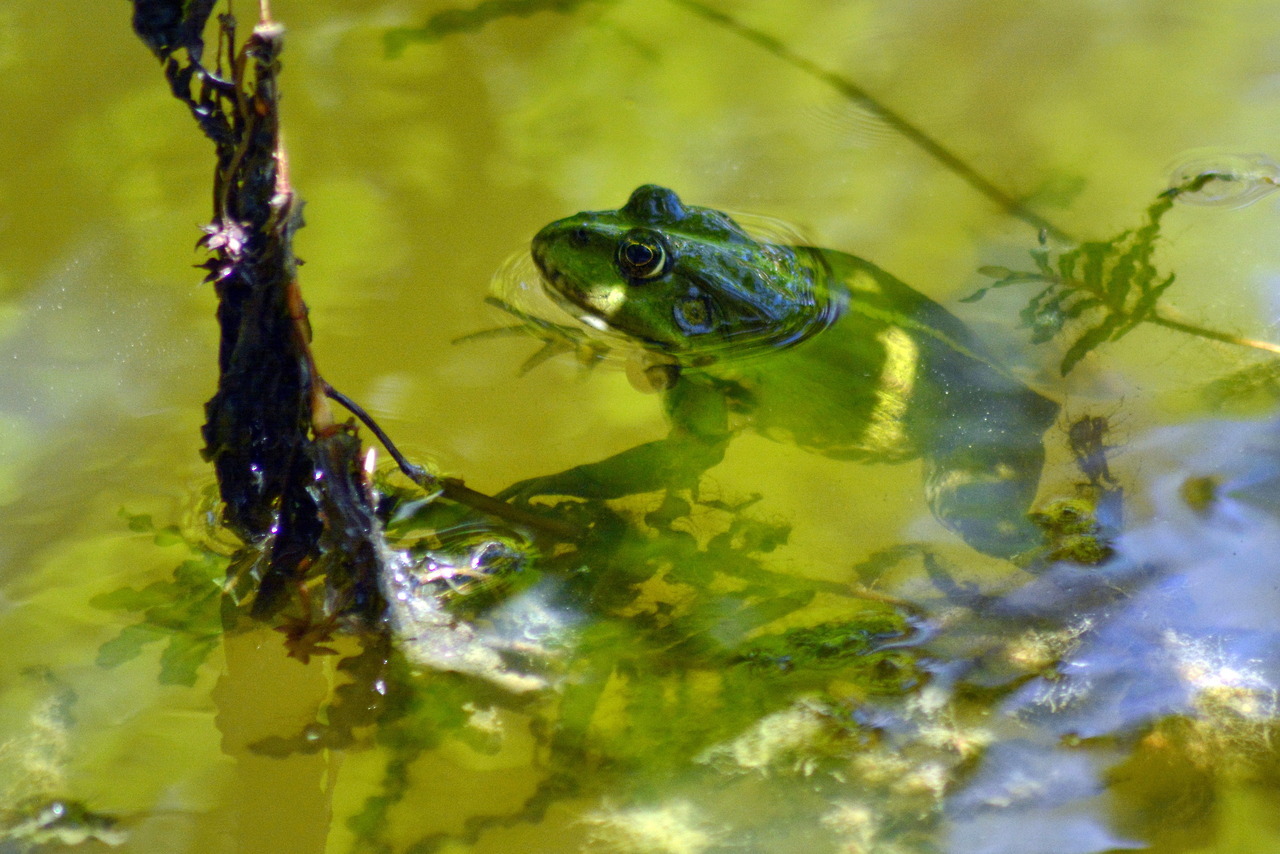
(484, 249), (679, 379)
(547, 284), (625, 334)
(531, 252), (640, 338)
(489, 248), (662, 358)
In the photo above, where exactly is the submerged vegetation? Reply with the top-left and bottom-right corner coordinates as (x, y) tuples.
(91, 510), (229, 686)
(84, 409), (1280, 852)
(967, 173), (1280, 375)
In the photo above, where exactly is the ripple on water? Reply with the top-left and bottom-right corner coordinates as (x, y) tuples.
(1167, 150), (1280, 210)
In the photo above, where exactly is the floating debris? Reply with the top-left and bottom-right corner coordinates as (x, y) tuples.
(582, 799), (725, 854)
(1, 798), (128, 848)
(379, 526), (578, 694)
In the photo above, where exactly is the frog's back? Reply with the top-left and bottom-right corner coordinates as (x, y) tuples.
(706, 249), (1057, 460)
(699, 248), (1058, 557)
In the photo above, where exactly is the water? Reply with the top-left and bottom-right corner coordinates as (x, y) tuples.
(1, 1), (1279, 851)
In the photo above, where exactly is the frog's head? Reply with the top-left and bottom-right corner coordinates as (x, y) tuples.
(531, 185), (834, 361)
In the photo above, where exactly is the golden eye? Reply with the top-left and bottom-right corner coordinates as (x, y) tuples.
(616, 230), (670, 280)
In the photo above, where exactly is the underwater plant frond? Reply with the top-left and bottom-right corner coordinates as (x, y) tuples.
(967, 175), (1280, 374)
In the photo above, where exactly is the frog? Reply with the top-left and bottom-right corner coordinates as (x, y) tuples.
(499, 185), (1059, 559)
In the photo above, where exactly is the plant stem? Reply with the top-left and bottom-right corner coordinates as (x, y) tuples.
(323, 384), (583, 540)
(668, 0), (1072, 242)
(1149, 312), (1280, 357)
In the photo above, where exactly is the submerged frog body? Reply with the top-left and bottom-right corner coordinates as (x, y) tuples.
(507, 185), (1059, 558)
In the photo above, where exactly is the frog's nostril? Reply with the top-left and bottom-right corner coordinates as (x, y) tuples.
(570, 228), (591, 246)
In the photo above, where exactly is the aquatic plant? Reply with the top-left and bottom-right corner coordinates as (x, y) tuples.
(967, 173), (1280, 375)
(91, 511), (229, 687)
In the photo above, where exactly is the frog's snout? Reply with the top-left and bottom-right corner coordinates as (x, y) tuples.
(530, 241), (548, 278)
(529, 234), (565, 287)
(528, 238), (585, 316)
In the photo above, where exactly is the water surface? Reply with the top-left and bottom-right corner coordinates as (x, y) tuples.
(1, 1), (1279, 852)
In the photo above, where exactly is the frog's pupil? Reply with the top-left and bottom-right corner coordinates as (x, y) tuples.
(617, 234), (668, 280)
(624, 243), (654, 266)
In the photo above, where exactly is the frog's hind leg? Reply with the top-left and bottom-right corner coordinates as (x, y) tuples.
(922, 439), (1047, 560)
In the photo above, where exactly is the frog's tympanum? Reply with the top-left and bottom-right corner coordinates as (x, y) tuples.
(503, 185), (1059, 558)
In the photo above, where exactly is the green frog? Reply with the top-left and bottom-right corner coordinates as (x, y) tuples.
(500, 185), (1059, 558)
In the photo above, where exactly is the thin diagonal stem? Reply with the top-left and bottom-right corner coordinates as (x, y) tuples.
(669, 0), (1073, 242)
(323, 384), (583, 539)
(1149, 313), (1280, 356)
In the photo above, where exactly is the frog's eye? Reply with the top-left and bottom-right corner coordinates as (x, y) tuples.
(674, 295), (715, 335)
(616, 230), (671, 280)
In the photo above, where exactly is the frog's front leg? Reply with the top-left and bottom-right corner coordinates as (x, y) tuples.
(497, 377), (732, 505)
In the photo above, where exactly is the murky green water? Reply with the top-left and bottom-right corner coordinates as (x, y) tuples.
(2, 1), (1280, 851)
